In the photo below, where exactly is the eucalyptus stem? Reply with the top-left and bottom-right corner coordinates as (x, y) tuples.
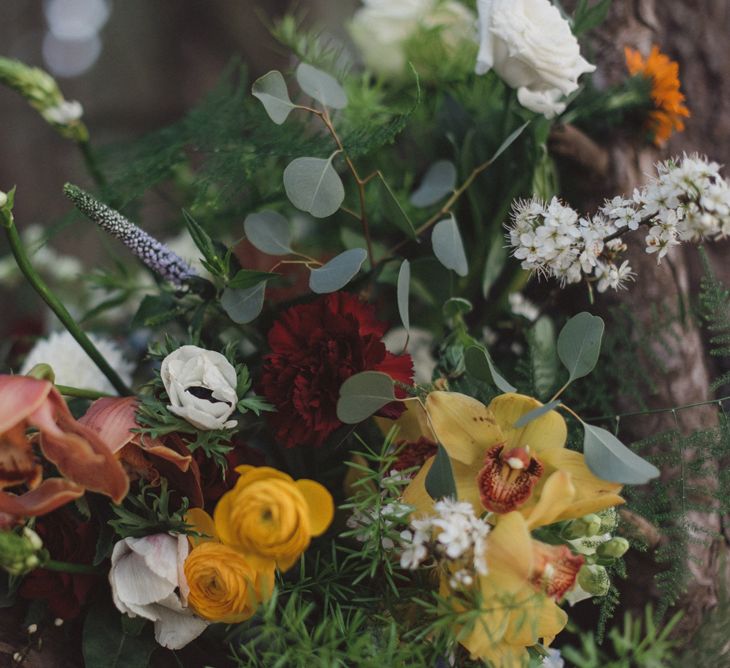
(42, 559), (103, 575)
(56, 385), (113, 400)
(0, 210), (131, 395)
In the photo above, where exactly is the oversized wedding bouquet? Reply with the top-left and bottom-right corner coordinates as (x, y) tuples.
(1, 1), (727, 666)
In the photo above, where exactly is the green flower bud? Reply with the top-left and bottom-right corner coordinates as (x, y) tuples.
(577, 564), (610, 597)
(561, 514), (602, 539)
(597, 507), (618, 533)
(597, 537), (630, 559)
(0, 528), (44, 576)
(25, 363), (55, 382)
(0, 191), (7, 208)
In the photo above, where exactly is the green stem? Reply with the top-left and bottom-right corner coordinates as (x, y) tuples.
(56, 385), (113, 400)
(78, 140), (107, 188)
(1, 213), (131, 395)
(43, 559), (104, 575)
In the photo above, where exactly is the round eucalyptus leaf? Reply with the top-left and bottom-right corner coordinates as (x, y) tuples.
(557, 312), (605, 384)
(220, 282), (266, 324)
(410, 160), (457, 208)
(397, 259), (410, 332)
(296, 63), (348, 110)
(251, 70), (295, 125)
(583, 423), (660, 484)
(243, 211), (292, 256)
(337, 371), (396, 424)
(309, 248), (367, 294)
(464, 345), (516, 393)
(432, 217), (468, 277)
(283, 156), (345, 218)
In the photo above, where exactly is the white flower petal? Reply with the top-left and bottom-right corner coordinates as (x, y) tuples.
(151, 605), (209, 650)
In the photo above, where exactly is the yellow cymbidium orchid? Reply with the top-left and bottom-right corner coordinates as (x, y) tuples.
(449, 512), (579, 667)
(403, 391), (624, 528)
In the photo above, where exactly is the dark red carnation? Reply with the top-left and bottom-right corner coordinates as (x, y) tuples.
(19, 508), (99, 619)
(259, 292), (413, 448)
(393, 437), (439, 474)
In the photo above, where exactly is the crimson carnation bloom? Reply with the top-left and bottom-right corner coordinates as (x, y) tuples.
(260, 292), (413, 448)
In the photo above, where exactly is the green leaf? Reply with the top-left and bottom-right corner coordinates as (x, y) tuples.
(583, 423), (660, 484)
(425, 444), (456, 500)
(397, 259), (410, 332)
(244, 210), (293, 256)
(337, 371), (396, 424)
(490, 121), (530, 165)
(228, 269), (278, 290)
(572, 0), (612, 35)
(296, 63), (348, 109)
(482, 232), (508, 299)
(409, 160), (456, 208)
(181, 209), (218, 269)
(557, 312), (605, 384)
(309, 248), (367, 293)
(432, 216), (468, 277)
(464, 345), (516, 393)
(377, 173), (417, 238)
(220, 281), (266, 324)
(513, 400), (561, 428)
(442, 297), (473, 319)
(528, 316), (559, 400)
(132, 294), (182, 328)
(251, 70), (296, 124)
(82, 601), (157, 668)
(283, 154), (345, 218)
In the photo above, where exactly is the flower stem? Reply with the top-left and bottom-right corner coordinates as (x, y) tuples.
(42, 559), (103, 575)
(55, 385), (113, 400)
(0, 210), (131, 396)
(78, 139), (107, 188)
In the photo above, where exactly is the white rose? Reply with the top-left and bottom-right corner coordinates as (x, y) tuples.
(160, 345), (238, 430)
(476, 0), (595, 118)
(350, 0), (475, 77)
(109, 534), (209, 650)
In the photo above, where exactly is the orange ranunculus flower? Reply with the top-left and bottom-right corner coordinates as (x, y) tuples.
(625, 45), (690, 146)
(79, 397), (203, 506)
(213, 466), (334, 571)
(184, 541), (274, 623)
(0, 375), (128, 525)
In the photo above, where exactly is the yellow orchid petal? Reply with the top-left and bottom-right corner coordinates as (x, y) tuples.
(374, 400), (435, 442)
(402, 456), (435, 516)
(524, 470), (576, 529)
(185, 507), (218, 547)
(539, 448), (624, 521)
(295, 478), (334, 537)
(489, 393), (567, 456)
(487, 511), (533, 583)
(504, 595), (568, 647)
(426, 391), (503, 466)
(451, 459), (483, 514)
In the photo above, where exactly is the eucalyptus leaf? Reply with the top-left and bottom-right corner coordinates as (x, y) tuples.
(220, 281), (266, 324)
(557, 312), (605, 383)
(309, 248), (367, 293)
(296, 63), (348, 109)
(251, 70), (296, 125)
(464, 345), (516, 393)
(377, 174), (417, 238)
(513, 400), (561, 428)
(489, 121), (530, 165)
(283, 155), (345, 218)
(410, 160), (457, 208)
(482, 233), (507, 298)
(397, 259), (410, 331)
(583, 423), (660, 484)
(528, 316), (559, 400)
(337, 371), (396, 424)
(442, 297), (472, 319)
(432, 216), (468, 277)
(425, 444), (456, 500)
(243, 211), (292, 255)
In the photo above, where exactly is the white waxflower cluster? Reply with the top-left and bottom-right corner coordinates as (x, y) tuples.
(399, 498), (490, 589)
(506, 155), (730, 291)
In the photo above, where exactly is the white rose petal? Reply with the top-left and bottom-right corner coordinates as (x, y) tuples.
(476, 0), (595, 118)
(109, 534), (209, 650)
(160, 345), (238, 431)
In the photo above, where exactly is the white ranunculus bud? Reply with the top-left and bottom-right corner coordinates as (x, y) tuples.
(109, 534), (209, 650)
(160, 345), (238, 431)
(476, 0), (595, 118)
(42, 99), (83, 125)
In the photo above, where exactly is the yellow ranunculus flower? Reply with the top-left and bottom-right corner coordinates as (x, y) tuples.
(184, 541), (274, 623)
(214, 465), (334, 571)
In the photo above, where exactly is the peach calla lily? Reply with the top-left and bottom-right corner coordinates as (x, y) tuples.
(404, 391), (623, 528)
(0, 375), (128, 524)
(79, 397), (204, 507)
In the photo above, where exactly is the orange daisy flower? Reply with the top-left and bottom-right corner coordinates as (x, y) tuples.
(624, 45), (690, 146)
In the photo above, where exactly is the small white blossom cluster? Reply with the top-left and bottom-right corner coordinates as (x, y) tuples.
(399, 498), (490, 589)
(506, 155), (730, 292)
(346, 472), (412, 550)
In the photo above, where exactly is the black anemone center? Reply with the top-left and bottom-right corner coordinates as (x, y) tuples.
(185, 386), (230, 405)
